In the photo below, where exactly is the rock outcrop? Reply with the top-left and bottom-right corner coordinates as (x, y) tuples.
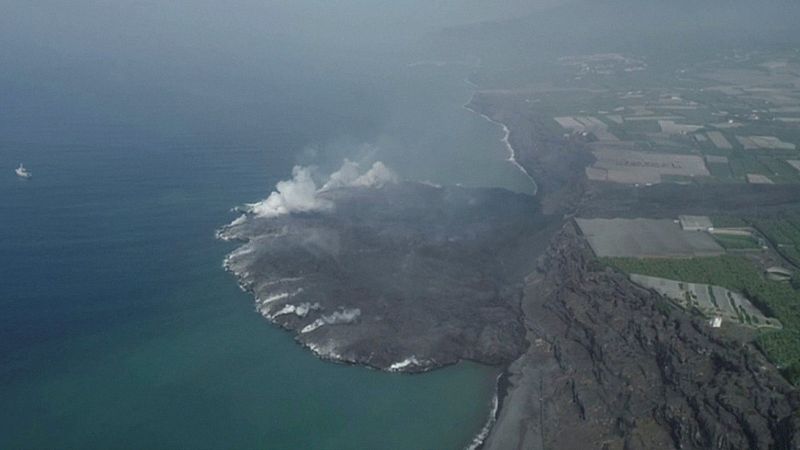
(483, 223), (800, 449)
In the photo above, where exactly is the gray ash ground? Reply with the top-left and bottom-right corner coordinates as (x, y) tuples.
(218, 182), (551, 372)
(483, 223), (800, 450)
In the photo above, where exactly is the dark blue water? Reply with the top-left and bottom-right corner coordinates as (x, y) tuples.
(0, 3), (534, 448)
(0, 113), (500, 449)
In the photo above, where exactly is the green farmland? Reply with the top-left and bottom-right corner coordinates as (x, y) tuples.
(604, 255), (800, 384)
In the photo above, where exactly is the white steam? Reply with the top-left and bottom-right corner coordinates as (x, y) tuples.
(242, 160), (398, 220)
(249, 166), (331, 218)
(300, 308), (362, 334)
(321, 160), (398, 191)
(270, 302), (322, 319)
(388, 356), (423, 372)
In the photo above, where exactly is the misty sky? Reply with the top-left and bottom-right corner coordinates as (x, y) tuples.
(3, 0), (798, 171)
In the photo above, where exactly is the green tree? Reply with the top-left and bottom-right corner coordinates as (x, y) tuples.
(791, 271), (800, 291)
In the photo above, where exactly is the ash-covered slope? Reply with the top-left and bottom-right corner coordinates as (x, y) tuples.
(219, 182), (555, 372)
(484, 223), (800, 450)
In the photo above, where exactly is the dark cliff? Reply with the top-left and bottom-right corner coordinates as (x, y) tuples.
(484, 223), (800, 449)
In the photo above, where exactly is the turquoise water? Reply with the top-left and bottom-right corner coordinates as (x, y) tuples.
(0, 3), (534, 448)
(0, 138), (498, 449)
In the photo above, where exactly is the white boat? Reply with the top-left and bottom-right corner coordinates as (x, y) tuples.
(15, 163), (32, 179)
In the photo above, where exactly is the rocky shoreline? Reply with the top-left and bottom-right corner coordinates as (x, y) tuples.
(218, 182), (558, 373)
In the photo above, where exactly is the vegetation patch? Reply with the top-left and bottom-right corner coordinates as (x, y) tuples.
(604, 255), (800, 384)
(710, 215), (749, 228)
(713, 233), (761, 250)
(752, 217), (800, 266)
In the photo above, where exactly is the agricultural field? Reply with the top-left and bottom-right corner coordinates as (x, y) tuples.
(630, 273), (777, 328)
(604, 255), (800, 384)
(710, 215), (749, 228)
(752, 217), (800, 267)
(545, 49), (800, 186)
(576, 218), (724, 258)
(713, 233), (761, 250)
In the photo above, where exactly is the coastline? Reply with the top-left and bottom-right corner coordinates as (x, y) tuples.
(220, 218), (511, 450)
(463, 102), (539, 196)
(216, 181), (544, 377)
(216, 82), (563, 450)
(460, 92), (558, 450)
(222, 216), (508, 449)
(466, 373), (501, 450)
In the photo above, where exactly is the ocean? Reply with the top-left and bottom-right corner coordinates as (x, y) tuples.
(0, 2), (534, 448)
